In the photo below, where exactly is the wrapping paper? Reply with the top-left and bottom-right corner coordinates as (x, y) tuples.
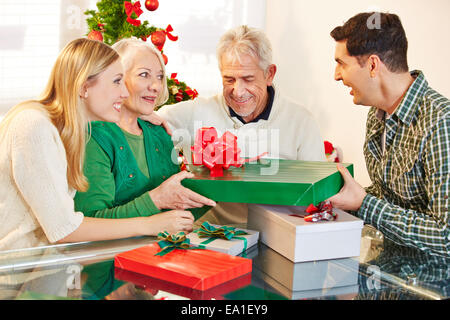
(114, 243), (252, 291)
(182, 159), (353, 206)
(114, 268), (251, 300)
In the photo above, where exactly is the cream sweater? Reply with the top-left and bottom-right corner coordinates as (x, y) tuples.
(0, 103), (84, 251)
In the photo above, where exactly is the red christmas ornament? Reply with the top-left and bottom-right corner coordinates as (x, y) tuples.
(87, 30), (103, 42)
(162, 53), (168, 65)
(175, 92), (183, 102)
(151, 30), (166, 50)
(145, 0), (159, 11)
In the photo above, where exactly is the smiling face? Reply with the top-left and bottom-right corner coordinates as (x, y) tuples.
(220, 53), (276, 122)
(84, 59), (129, 122)
(122, 49), (164, 117)
(334, 40), (375, 106)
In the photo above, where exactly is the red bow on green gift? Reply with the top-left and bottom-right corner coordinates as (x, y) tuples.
(191, 127), (267, 177)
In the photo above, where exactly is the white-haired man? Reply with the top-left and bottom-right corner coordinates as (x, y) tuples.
(154, 25), (325, 224)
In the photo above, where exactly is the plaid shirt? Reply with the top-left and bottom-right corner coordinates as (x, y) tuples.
(358, 70), (450, 258)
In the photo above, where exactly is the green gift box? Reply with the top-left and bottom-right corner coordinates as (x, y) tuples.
(181, 159), (353, 206)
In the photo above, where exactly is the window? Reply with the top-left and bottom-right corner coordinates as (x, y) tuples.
(0, 0), (266, 119)
(0, 0), (61, 113)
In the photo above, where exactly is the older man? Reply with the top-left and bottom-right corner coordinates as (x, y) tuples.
(156, 25), (325, 224)
(328, 12), (450, 258)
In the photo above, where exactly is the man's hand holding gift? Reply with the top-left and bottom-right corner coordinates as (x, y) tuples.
(328, 163), (367, 212)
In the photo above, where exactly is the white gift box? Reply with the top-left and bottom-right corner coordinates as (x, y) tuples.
(257, 271), (359, 300)
(187, 225), (259, 256)
(248, 204), (363, 262)
(253, 243), (359, 295)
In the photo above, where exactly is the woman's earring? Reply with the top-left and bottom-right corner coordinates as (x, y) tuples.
(84, 92), (88, 98)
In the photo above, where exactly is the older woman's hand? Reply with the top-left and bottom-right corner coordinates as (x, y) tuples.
(140, 113), (172, 136)
(148, 171), (216, 210)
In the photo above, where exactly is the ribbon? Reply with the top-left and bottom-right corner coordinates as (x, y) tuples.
(303, 200), (337, 222)
(191, 127), (268, 177)
(164, 24), (178, 41)
(170, 73), (179, 84)
(170, 74), (198, 100)
(184, 86), (199, 99)
(194, 222), (249, 252)
(124, 1), (143, 18)
(126, 16), (141, 27)
(155, 231), (200, 256)
(124, 1), (143, 27)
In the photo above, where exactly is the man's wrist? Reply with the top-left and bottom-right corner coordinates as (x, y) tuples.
(357, 193), (384, 226)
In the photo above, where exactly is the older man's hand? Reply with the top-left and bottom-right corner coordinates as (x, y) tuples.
(140, 113), (172, 136)
(148, 171), (216, 210)
(327, 163), (367, 212)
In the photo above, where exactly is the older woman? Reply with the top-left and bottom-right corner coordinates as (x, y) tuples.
(74, 38), (215, 232)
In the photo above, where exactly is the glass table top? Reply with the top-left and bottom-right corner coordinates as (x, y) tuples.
(0, 225), (448, 301)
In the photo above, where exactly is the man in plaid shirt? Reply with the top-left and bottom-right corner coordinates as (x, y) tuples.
(329, 12), (449, 258)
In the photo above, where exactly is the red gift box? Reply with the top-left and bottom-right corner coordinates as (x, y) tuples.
(114, 268), (252, 300)
(114, 243), (252, 291)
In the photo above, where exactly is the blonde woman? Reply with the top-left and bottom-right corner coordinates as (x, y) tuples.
(74, 38), (215, 223)
(0, 38), (194, 251)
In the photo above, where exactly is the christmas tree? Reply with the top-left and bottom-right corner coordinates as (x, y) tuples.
(85, 0), (198, 109)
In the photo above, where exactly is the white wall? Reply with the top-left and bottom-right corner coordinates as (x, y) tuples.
(139, 0), (266, 98)
(265, 0), (450, 187)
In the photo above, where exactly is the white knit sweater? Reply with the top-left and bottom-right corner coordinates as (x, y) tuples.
(0, 103), (84, 251)
(157, 86), (325, 162)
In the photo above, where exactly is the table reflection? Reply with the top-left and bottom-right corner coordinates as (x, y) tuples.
(0, 225), (448, 300)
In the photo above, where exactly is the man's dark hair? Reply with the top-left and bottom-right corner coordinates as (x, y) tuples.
(330, 12), (409, 73)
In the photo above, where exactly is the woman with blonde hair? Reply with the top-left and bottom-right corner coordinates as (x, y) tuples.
(0, 38), (194, 251)
(74, 38), (215, 222)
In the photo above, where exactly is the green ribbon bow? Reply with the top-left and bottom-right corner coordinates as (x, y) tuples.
(194, 221), (249, 253)
(155, 231), (198, 256)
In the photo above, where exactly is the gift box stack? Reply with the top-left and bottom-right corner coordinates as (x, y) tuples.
(181, 153), (363, 262)
(114, 128), (364, 298)
(252, 244), (359, 299)
(114, 223), (259, 297)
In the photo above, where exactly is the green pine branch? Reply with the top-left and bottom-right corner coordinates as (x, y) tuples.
(85, 0), (198, 106)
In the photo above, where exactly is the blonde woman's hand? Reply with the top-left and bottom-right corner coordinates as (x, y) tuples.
(149, 171), (216, 210)
(145, 210), (195, 235)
